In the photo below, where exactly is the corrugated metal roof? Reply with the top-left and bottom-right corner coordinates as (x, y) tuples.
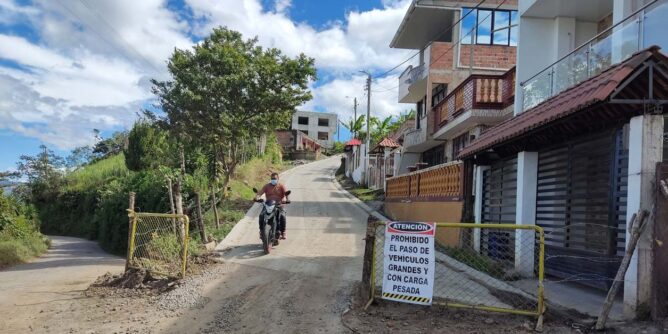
(458, 46), (665, 159)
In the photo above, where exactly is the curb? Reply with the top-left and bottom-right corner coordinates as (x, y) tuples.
(330, 174), (390, 222)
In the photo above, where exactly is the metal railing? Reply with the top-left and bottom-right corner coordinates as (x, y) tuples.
(521, 0), (667, 111)
(369, 222), (545, 318)
(127, 211), (190, 278)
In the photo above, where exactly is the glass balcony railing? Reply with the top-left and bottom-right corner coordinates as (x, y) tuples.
(521, 0), (668, 111)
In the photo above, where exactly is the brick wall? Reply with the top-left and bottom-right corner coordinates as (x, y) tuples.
(275, 130), (295, 149)
(458, 45), (516, 69)
(429, 42), (455, 70)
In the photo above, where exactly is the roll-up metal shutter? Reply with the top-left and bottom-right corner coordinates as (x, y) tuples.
(536, 129), (627, 290)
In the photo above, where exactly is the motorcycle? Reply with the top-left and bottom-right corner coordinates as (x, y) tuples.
(253, 188), (291, 254)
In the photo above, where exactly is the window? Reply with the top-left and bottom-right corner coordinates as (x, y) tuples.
(318, 118), (329, 127)
(318, 132), (328, 140)
(422, 144), (446, 167)
(461, 8), (518, 46)
(416, 100), (424, 129)
(432, 84), (447, 107)
(452, 133), (470, 158)
(298, 116), (309, 125)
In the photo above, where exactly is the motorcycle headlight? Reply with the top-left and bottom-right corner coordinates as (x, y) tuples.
(265, 204), (275, 213)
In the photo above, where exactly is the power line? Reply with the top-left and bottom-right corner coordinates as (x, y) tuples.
(373, 0), (487, 79)
(367, 0), (507, 97)
(54, 0), (162, 75)
(427, 0), (508, 70)
(78, 0), (163, 74)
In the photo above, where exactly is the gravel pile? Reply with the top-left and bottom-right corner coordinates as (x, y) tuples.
(153, 265), (225, 312)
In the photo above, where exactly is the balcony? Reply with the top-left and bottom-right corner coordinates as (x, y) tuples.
(398, 64), (428, 103)
(521, 0), (668, 112)
(432, 68), (516, 140)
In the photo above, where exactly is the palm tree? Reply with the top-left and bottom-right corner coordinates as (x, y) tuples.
(371, 116), (393, 143)
(388, 109), (416, 134)
(340, 115), (366, 139)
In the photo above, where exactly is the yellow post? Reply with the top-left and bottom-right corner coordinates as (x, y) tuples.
(536, 226), (546, 330)
(127, 212), (138, 268)
(181, 215), (190, 278)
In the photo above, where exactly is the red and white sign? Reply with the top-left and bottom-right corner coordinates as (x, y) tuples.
(381, 222), (435, 305)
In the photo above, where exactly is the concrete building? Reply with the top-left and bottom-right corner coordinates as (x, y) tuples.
(291, 111), (337, 149)
(275, 130), (321, 160)
(461, 0), (668, 319)
(391, 0), (518, 172)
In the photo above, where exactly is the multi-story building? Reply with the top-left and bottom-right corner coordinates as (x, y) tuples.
(391, 0), (518, 173)
(290, 111), (338, 149)
(460, 0), (668, 319)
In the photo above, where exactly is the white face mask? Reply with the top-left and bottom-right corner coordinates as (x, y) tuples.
(270, 179), (278, 186)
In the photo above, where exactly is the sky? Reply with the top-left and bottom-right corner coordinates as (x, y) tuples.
(0, 0), (416, 171)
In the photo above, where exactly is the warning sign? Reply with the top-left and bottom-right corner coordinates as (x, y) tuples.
(381, 222), (435, 305)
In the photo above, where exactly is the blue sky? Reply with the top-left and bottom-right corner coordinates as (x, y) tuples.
(0, 0), (412, 171)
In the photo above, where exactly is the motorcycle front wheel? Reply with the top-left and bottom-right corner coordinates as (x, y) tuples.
(262, 222), (272, 254)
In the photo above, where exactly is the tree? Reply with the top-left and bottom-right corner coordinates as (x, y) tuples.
(387, 109), (416, 134)
(16, 145), (65, 187)
(124, 121), (173, 172)
(66, 146), (94, 169)
(150, 27), (316, 190)
(341, 115), (366, 139)
(93, 131), (128, 160)
(370, 116), (393, 144)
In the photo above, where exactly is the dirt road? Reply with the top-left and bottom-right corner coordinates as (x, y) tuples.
(0, 157), (369, 334)
(159, 156), (368, 333)
(0, 236), (125, 332)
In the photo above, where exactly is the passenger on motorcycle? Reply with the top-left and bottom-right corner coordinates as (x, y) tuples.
(255, 172), (289, 240)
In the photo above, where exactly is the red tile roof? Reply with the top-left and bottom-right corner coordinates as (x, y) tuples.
(458, 46), (665, 159)
(345, 138), (362, 146)
(377, 137), (400, 148)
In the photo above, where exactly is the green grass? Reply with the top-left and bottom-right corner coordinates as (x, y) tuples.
(0, 233), (49, 268)
(66, 154), (130, 191)
(199, 157), (288, 244)
(336, 174), (383, 202)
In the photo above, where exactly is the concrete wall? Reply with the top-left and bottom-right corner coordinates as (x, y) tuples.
(384, 201), (464, 247)
(291, 111), (338, 148)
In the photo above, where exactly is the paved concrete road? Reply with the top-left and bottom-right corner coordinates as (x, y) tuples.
(0, 236), (124, 332)
(162, 156), (369, 333)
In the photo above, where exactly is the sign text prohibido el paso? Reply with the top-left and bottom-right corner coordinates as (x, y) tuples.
(382, 221), (435, 305)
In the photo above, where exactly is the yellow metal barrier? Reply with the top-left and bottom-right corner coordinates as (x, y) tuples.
(369, 222), (545, 319)
(127, 211), (190, 278)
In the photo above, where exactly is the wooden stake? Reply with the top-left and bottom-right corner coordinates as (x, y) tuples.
(211, 187), (220, 229)
(195, 193), (208, 242)
(167, 177), (176, 231)
(595, 210), (649, 330)
(125, 192), (136, 271)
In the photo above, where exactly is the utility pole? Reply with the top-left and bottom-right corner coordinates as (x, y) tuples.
(363, 72), (372, 186)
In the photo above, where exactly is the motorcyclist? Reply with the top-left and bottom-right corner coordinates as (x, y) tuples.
(255, 172), (289, 240)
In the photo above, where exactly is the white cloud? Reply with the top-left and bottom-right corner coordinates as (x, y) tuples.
(186, 0), (413, 70)
(0, 0), (415, 149)
(274, 0), (292, 13)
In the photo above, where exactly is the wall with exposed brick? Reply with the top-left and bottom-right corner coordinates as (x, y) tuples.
(275, 130), (296, 149)
(459, 45), (516, 69)
(429, 41), (455, 70)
